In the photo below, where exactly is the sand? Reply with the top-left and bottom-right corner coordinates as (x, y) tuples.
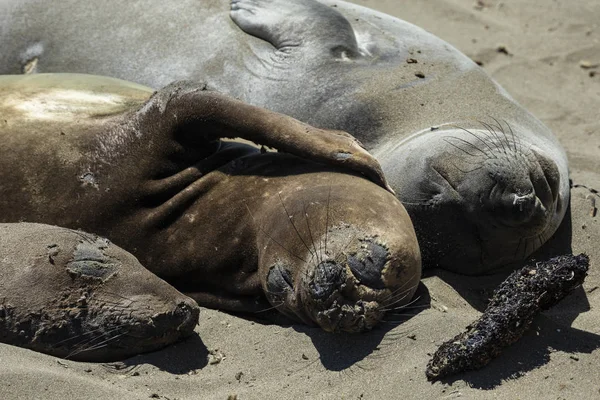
(2, 0), (599, 399)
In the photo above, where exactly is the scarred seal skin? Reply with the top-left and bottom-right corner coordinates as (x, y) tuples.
(0, 223), (199, 362)
(0, 73), (421, 353)
(0, 0), (569, 273)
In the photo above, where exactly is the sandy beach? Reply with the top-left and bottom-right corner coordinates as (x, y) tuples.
(1, 0), (599, 399)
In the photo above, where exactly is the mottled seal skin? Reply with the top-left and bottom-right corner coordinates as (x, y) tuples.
(0, 223), (199, 361)
(0, 74), (421, 338)
(0, 0), (568, 273)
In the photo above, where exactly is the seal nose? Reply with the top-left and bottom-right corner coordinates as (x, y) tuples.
(174, 299), (200, 336)
(347, 241), (388, 289)
(499, 190), (538, 225)
(308, 260), (345, 300)
(512, 191), (536, 214)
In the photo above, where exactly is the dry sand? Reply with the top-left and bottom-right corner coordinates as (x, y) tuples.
(2, 0), (599, 399)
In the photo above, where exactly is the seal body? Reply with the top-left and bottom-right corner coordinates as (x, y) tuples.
(0, 222), (199, 361)
(0, 74), (421, 342)
(0, 0), (568, 274)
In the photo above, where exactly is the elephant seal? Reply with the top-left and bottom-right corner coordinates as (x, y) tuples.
(0, 0), (568, 274)
(0, 222), (199, 361)
(0, 73), (421, 351)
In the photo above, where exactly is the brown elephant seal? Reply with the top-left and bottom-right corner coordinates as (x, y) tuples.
(0, 0), (568, 274)
(0, 73), (421, 352)
(0, 222), (199, 361)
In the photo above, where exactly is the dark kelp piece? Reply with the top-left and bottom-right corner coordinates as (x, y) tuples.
(426, 254), (589, 381)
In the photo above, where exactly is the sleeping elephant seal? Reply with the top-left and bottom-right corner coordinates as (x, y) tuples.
(0, 223), (199, 361)
(0, 73), (421, 352)
(0, 0), (568, 273)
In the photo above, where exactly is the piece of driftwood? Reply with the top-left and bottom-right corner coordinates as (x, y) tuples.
(426, 254), (590, 381)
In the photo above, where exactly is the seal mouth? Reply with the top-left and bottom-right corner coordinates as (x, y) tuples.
(487, 188), (549, 229)
(481, 151), (558, 235)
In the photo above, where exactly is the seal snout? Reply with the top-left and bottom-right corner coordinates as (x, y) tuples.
(174, 299), (200, 335)
(488, 153), (559, 230)
(499, 190), (540, 225)
(489, 179), (550, 229)
(301, 239), (394, 333)
(515, 190), (537, 216)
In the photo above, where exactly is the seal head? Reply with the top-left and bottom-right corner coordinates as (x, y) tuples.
(0, 223), (199, 361)
(254, 171), (421, 332)
(379, 125), (564, 273)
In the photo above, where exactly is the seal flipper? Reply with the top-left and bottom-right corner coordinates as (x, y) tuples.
(137, 81), (391, 192)
(230, 0), (360, 59)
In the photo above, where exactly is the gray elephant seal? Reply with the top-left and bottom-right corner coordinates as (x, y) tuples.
(0, 73), (421, 354)
(0, 0), (568, 274)
(0, 222), (199, 361)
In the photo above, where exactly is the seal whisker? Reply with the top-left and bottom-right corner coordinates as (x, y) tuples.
(488, 117), (510, 148)
(379, 293), (421, 312)
(263, 287), (288, 296)
(254, 300), (285, 313)
(536, 231), (548, 251)
(443, 137), (482, 158)
(382, 288), (415, 306)
(504, 120), (520, 154)
(65, 327), (125, 357)
(386, 304), (430, 311)
(450, 125), (495, 157)
(302, 200), (321, 264)
(382, 271), (421, 302)
(244, 201), (308, 263)
(67, 331), (128, 359)
(507, 120), (526, 156)
(380, 313), (420, 319)
(381, 296), (427, 312)
(324, 185), (332, 257)
(490, 117), (514, 154)
(488, 181), (501, 203)
(379, 293), (416, 313)
(480, 119), (505, 150)
(277, 192), (317, 260)
(472, 120), (497, 142)
(60, 227), (96, 244)
(450, 159), (485, 174)
(443, 136), (489, 159)
(379, 317), (419, 327)
(53, 326), (124, 349)
(480, 120), (508, 156)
